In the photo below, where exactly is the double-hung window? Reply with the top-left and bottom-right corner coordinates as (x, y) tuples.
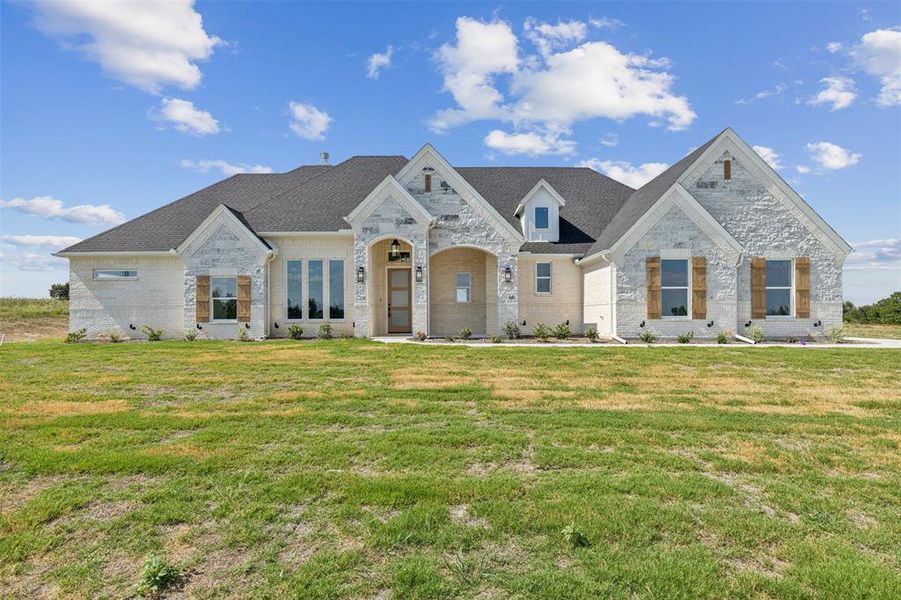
(287, 260), (303, 319)
(660, 259), (689, 317)
(456, 273), (471, 303)
(308, 260), (324, 319)
(534, 206), (549, 229)
(329, 260), (345, 319)
(766, 259), (792, 316)
(536, 262), (552, 293)
(211, 277), (238, 320)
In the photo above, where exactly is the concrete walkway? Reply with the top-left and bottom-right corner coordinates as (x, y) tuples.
(372, 336), (901, 349)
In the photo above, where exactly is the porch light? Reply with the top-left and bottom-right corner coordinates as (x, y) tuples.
(390, 239), (401, 259)
(415, 266), (423, 282)
(504, 266), (512, 282)
(356, 266), (365, 283)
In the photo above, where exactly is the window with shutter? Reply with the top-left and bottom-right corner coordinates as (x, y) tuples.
(795, 257), (810, 318)
(750, 258), (767, 319)
(195, 275), (210, 323)
(237, 275), (251, 322)
(691, 257), (707, 319)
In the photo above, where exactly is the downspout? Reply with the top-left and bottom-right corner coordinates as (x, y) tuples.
(265, 250), (277, 338)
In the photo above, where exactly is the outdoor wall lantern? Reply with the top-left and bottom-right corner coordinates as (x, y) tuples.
(356, 266), (365, 283)
(415, 266), (423, 282)
(504, 266), (512, 282)
(390, 239), (401, 259)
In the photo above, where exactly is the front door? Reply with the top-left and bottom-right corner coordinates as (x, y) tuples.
(387, 268), (412, 334)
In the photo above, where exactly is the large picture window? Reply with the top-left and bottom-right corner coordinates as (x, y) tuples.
(287, 260), (303, 319)
(536, 262), (552, 293)
(661, 259), (689, 317)
(308, 260), (324, 319)
(211, 277), (237, 320)
(456, 272), (471, 303)
(329, 260), (345, 319)
(534, 206), (549, 229)
(766, 259), (792, 316)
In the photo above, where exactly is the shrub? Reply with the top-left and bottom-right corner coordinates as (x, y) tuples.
(142, 326), (163, 341)
(340, 332), (355, 339)
(716, 329), (732, 344)
(843, 292), (901, 325)
(137, 555), (181, 596)
(64, 328), (86, 344)
(237, 326), (252, 342)
(561, 522), (590, 548)
(638, 329), (657, 344)
(49, 282), (69, 300)
(584, 325), (599, 342)
(677, 331), (693, 344)
(786, 336), (800, 344)
(553, 323), (572, 340)
(827, 325), (846, 344)
(414, 330), (427, 341)
(533, 323), (551, 342)
(489, 335), (503, 343)
(459, 326), (472, 340)
(317, 323), (333, 339)
(444, 336), (456, 343)
(503, 321), (521, 340)
(288, 324), (304, 340)
(184, 329), (198, 341)
(747, 324), (765, 343)
(108, 331), (123, 343)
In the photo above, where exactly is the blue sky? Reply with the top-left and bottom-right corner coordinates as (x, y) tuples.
(1, 1), (899, 303)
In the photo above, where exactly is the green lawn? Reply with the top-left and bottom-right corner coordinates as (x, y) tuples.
(1, 340), (899, 599)
(844, 323), (901, 340)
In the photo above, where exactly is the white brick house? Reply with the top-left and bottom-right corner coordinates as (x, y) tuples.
(58, 129), (852, 340)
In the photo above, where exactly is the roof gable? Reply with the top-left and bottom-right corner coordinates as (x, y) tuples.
(345, 175), (435, 230)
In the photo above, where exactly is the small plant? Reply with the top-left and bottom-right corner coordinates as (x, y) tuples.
(676, 331), (694, 344)
(142, 326), (163, 341)
(239, 326), (253, 341)
(490, 335), (503, 343)
(137, 555), (181, 596)
(444, 336), (456, 343)
(827, 325), (846, 344)
(288, 324), (304, 340)
(459, 326), (472, 340)
(716, 329), (732, 344)
(561, 522), (591, 548)
(533, 322), (551, 342)
(553, 322), (572, 340)
(414, 330), (427, 341)
(786, 336), (800, 344)
(64, 328), (87, 344)
(108, 331), (123, 343)
(317, 323), (333, 339)
(638, 329), (657, 344)
(747, 324), (766, 343)
(503, 321), (521, 340)
(184, 329), (198, 341)
(584, 325), (599, 342)
(340, 331), (355, 340)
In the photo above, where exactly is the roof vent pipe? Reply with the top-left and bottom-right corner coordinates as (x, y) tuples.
(319, 151), (330, 165)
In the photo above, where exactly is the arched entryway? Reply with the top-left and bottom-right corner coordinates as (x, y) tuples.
(429, 246), (498, 337)
(368, 237), (415, 336)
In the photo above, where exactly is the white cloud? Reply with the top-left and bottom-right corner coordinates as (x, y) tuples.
(752, 145), (783, 170)
(805, 141), (862, 170)
(826, 42), (843, 53)
(157, 98), (220, 135)
(589, 17), (625, 30)
(600, 132), (619, 147)
(578, 159), (668, 188)
(735, 83), (786, 104)
(0, 196), (125, 225)
(288, 101), (332, 140)
(807, 77), (856, 110)
(1, 235), (82, 249)
(845, 238), (901, 271)
(0, 248), (67, 272)
(30, 0), (221, 94)
(180, 159), (273, 177)
(430, 17), (695, 154)
(851, 28), (901, 106)
(367, 45), (393, 79)
(795, 165), (811, 174)
(483, 130), (576, 156)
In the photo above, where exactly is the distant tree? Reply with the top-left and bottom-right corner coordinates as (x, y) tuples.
(49, 282), (69, 301)
(843, 292), (901, 325)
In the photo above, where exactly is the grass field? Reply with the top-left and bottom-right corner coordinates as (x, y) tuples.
(1, 340), (899, 598)
(844, 323), (901, 340)
(0, 298), (69, 342)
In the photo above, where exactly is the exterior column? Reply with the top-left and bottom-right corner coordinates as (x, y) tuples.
(411, 231), (429, 336)
(353, 237), (370, 337)
(496, 249), (519, 335)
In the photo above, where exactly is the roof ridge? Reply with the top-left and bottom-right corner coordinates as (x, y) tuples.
(240, 158), (353, 214)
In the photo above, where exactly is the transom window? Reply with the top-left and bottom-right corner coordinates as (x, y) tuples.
(536, 262), (552, 293)
(766, 259), (792, 316)
(93, 270), (137, 280)
(287, 261), (303, 319)
(661, 259), (689, 317)
(211, 277), (237, 320)
(456, 272), (471, 303)
(534, 206), (549, 229)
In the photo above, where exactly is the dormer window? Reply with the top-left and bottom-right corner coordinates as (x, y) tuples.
(534, 207), (549, 229)
(515, 179), (565, 243)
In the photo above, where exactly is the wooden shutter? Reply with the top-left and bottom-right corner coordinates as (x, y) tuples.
(750, 257), (766, 319)
(723, 159), (732, 181)
(795, 257), (810, 318)
(424, 174), (432, 193)
(692, 256), (707, 320)
(237, 275), (251, 322)
(195, 275), (210, 323)
(646, 257), (661, 319)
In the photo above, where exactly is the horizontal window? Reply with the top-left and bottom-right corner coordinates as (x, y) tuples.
(661, 259), (689, 317)
(766, 259), (792, 316)
(93, 270), (137, 280)
(211, 277), (237, 320)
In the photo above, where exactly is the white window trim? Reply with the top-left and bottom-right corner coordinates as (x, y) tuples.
(535, 262), (552, 294)
(660, 258), (691, 320)
(211, 276), (238, 323)
(456, 272), (472, 303)
(92, 269), (138, 281)
(285, 260), (304, 322)
(765, 258), (794, 319)
(284, 258), (347, 323)
(534, 206), (549, 230)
